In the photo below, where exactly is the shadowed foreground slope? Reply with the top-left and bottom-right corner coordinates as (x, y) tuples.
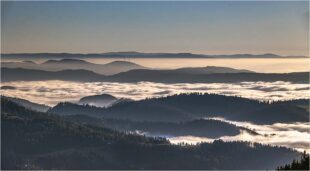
(1, 98), (301, 170)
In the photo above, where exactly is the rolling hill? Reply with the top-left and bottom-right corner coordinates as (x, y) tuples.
(2, 67), (308, 83)
(2, 59), (146, 75)
(48, 93), (309, 124)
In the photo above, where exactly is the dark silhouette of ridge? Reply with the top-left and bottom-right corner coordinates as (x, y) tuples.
(109, 69), (309, 83)
(48, 93), (309, 124)
(174, 66), (254, 74)
(2, 59), (147, 75)
(1, 96), (50, 112)
(43, 58), (91, 64)
(2, 67), (308, 83)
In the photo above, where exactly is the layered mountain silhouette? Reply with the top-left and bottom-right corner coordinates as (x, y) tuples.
(2, 58), (254, 75)
(2, 67), (308, 83)
(2, 59), (146, 75)
(48, 93), (309, 124)
(1, 97), (301, 169)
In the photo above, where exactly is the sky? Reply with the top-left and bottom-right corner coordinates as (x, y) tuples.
(1, 1), (309, 56)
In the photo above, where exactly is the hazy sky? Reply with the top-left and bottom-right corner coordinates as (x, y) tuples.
(1, 1), (309, 56)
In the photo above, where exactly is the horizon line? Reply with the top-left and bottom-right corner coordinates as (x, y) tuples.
(1, 51), (309, 57)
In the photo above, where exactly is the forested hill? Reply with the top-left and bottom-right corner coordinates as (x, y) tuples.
(1, 98), (301, 170)
(49, 93), (309, 124)
(63, 116), (258, 138)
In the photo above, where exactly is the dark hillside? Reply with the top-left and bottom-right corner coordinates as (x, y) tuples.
(1, 98), (300, 169)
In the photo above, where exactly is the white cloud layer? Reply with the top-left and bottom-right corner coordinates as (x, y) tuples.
(1, 80), (309, 106)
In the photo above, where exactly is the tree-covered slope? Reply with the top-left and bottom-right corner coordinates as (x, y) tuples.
(64, 116), (258, 138)
(49, 93), (309, 124)
(1, 98), (301, 170)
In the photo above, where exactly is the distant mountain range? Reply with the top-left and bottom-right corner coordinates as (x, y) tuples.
(1, 67), (309, 83)
(2, 59), (256, 75)
(2, 59), (146, 75)
(2, 59), (308, 83)
(1, 52), (308, 58)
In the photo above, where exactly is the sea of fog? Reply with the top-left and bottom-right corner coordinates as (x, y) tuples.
(1, 80), (309, 106)
(1, 80), (309, 152)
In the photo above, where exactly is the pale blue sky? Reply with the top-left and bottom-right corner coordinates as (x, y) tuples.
(1, 1), (309, 56)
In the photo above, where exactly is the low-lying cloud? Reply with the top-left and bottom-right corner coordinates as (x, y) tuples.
(169, 118), (310, 152)
(1, 80), (309, 106)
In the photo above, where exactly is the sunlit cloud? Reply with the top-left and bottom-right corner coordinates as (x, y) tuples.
(1, 80), (309, 106)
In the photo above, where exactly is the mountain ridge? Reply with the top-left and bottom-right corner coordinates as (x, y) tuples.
(48, 93), (309, 124)
(1, 96), (50, 112)
(2, 59), (146, 75)
(2, 67), (308, 83)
